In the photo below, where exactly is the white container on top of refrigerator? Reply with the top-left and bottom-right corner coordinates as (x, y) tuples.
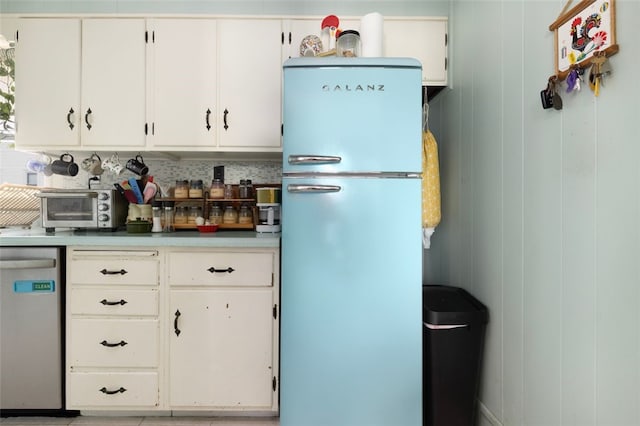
(280, 57), (423, 426)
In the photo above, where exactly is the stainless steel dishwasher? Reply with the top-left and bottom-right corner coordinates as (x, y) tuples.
(0, 247), (66, 414)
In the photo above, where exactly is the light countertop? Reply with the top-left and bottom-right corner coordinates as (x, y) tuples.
(0, 228), (280, 248)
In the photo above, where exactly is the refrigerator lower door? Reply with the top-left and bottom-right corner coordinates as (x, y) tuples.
(280, 177), (422, 426)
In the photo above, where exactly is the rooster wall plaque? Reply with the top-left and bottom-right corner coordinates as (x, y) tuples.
(549, 0), (618, 80)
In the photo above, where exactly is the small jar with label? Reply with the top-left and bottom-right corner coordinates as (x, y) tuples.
(208, 203), (223, 225)
(238, 204), (253, 225)
(209, 178), (224, 199)
(174, 205), (188, 225)
(189, 179), (204, 198)
(188, 206), (203, 224)
(174, 180), (189, 199)
(223, 205), (238, 224)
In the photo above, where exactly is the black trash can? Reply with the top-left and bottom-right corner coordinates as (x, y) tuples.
(422, 285), (488, 426)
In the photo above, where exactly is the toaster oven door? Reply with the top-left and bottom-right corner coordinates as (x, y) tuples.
(39, 191), (99, 229)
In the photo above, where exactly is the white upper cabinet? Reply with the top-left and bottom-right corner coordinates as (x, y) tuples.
(81, 19), (147, 148)
(15, 18), (147, 151)
(148, 19), (217, 149)
(15, 19), (81, 149)
(217, 19), (283, 151)
(384, 18), (448, 86)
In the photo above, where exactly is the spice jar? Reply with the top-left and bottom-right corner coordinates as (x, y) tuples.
(223, 205), (238, 224)
(208, 203), (223, 225)
(152, 200), (163, 233)
(209, 178), (224, 199)
(174, 180), (189, 198)
(189, 179), (204, 198)
(224, 184), (234, 199)
(239, 180), (249, 199)
(174, 205), (188, 225)
(188, 206), (203, 224)
(238, 204), (253, 224)
(163, 201), (175, 232)
(336, 30), (360, 57)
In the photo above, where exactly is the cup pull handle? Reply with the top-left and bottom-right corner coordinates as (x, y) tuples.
(206, 108), (212, 131)
(85, 108), (92, 130)
(67, 108), (75, 130)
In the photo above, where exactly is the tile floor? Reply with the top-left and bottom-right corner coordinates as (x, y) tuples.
(0, 417), (279, 426)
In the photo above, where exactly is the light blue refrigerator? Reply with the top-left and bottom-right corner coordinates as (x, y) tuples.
(280, 57), (423, 426)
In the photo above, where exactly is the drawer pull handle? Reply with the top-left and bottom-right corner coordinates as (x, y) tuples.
(100, 299), (128, 306)
(174, 310), (181, 336)
(100, 340), (128, 347)
(207, 267), (235, 274)
(99, 387), (127, 395)
(100, 268), (128, 275)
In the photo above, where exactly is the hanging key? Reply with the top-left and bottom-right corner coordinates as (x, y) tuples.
(590, 53), (607, 96)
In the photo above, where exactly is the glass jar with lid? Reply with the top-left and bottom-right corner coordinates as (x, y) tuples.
(336, 30), (361, 57)
(174, 180), (189, 199)
(223, 205), (238, 224)
(162, 201), (175, 232)
(208, 203), (223, 225)
(174, 205), (188, 225)
(189, 179), (204, 198)
(188, 206), (203, 224)
(238, 203), (253, 224)
(209, 178), (224, 199)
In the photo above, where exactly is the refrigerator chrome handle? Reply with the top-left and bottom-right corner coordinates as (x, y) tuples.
(288, 155), (342, 165)
(287, 184), (341, 193)
(0, 259), (56, 269)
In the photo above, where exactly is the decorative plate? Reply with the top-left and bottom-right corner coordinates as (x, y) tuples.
(300, 35), (323, 57)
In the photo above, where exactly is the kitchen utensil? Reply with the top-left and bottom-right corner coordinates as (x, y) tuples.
(321, 15), (340, 51)
(50, 154), (79, 177)
(128, 177), (144, 204)
(143, 181), (157, 204)
(125, 154), (149, 176)
(81, 153), (104, 175)
(102, 153), (124, 175)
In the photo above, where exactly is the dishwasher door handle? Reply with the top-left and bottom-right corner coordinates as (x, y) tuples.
(0, 259), (56, 269)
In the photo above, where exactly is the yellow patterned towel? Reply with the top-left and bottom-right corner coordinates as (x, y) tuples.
(422, 129), (441, 248)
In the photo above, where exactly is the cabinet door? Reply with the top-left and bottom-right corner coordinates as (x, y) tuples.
(169, 289), (275, 409)
(217, 19), (282, 151)
(149, 19), (217, 149)
(15, 18), (81, 149)
(81, 19), (146, 148)
(384, 19), (448, 86)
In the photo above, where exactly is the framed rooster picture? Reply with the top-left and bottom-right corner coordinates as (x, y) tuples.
(549, 0), (618, 79)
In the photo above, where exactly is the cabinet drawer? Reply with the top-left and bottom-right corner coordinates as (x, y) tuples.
(168, 251), (274, 287)
(70, 288), (158, 316)
(69, 257), (159, 286)
(69, 319), (158, 367)
(67, 372), (158, 408)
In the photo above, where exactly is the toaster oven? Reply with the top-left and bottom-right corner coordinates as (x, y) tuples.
(37, 189), (128, 232)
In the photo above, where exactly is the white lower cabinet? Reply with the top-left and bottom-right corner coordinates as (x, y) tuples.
(66, 246), (279, 413)
(167, 248), (279, 411)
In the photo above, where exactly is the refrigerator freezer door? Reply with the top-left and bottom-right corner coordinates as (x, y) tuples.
(280, 177), (422, 426)
(283, 58), (422, 174)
